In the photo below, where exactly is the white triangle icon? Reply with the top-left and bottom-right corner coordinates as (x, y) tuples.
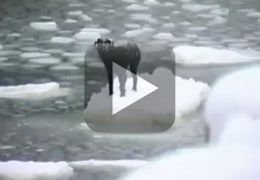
(112, 63), (158, 115)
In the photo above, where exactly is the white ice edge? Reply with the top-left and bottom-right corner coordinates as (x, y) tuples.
(0, 82), (69, 100)
(0, 160), (149, 180)
(173, 45), (260, 66)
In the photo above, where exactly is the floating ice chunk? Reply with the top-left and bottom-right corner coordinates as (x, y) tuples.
(208, 16), (227, 26)
(179, 21), (192, 26)
(0, 161), (73, 180)
(123, 27), (154, 38)
(162, 23), (175, 28)
(124, 23), (142, 29)
(210, 8), (229, 16)
(173, 45), (260, 65)
(246, 11), (260, 18)
(0, 57), (7, 62)
(182, 4), (220, 12)
(120, 146), (260, 180)
(69, 3), (85, 7)
(122, 0), (138, 3)
(0, 43), (2, 49)
(65, 19), (78, 23)
(7, 33), (21, 38)
(0, 82), (68, 100)
(70, 160), (148, 170)
(74, 31), (101, 42)
(30, 21), (58, 31)
(130, 13), (157, 23)
(29, 57), (61, 65)
(144, 0), (160, 6)
(126, 4), (149, 10)
(153, 32), (175, 41)
(68, 10), (83, 16)
(162, 2), (175, 6)
(51, 36), (74, 44)
(176, 76), (209, 119)
(204, 66), (260, 143)
(188, 26), (207, 32)
(80, 14), (93, 21)
(20, 52), (50, 59)
(50, 63), (79, 71)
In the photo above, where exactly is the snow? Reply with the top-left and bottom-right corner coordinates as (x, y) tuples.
(173, 45), (260, 65)
(126, 4), (149, 11)
(30, 21), (58, 31)
(152, 32), (175, 41)
(20, 52), (51, 59)
(0, 161), (73, 180)
(204, 66), (260, 143)
(0, 82), (68, 100)
(123, 27), (154, 38)
(51, 37), (74, 44)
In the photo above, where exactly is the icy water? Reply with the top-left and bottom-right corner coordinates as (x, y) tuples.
(0, 0), (260, 179)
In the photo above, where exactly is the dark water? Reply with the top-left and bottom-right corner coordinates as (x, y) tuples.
(0, 0), (260, 179)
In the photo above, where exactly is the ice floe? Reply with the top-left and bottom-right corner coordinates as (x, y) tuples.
(123, 27), (154, 38)
(176, 76), (209, 119)
(69, 160), (148, 170)
(246, 11), (260, 18)
(173, 45), (260, 65)
(162, 2), (175, 7)
(204, 66), (260, 143)
(30, 21), (58, 31)
(50, 64), (80, 72)
(0, 43), (2, 49)
(0, 82), (69, 100)
(28, 57), (61, 65)
(0, 161), (73, 180)
(152, 32), (175, 41)
(130, 13), (157, 23)
(51, 37), (74, 44)
(65, 19), (78, 23)
(124, 23), (142, 29)
(126, 4), (149, 11)
(20, 52), (51, 59)
(80, 14), (93, 21)
(74, 28), (110, 43)
(144, 0), (160, 6)
(162, 23), (175, 28)
(182, 3), (220, 12)
(68, 10), (83, 16)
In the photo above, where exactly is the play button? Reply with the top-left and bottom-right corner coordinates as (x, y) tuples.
(112, 63), (158, 115)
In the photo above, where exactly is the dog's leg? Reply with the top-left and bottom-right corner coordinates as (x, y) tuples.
(104, 62), (113, 96)
(117, 68), (127, 97)
(130, 60), (140, 91)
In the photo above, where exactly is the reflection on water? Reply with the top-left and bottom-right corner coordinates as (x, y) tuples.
(0, 0), (260, 178)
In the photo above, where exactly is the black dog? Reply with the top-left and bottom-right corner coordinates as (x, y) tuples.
(94, 38), (141, 96)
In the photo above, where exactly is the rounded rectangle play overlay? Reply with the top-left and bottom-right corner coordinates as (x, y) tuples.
(84, 41), (175, 133)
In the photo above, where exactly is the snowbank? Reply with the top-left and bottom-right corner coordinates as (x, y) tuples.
(0, 82), (69, 100)
(204, 66), (260, 143)
(0, 161), (73, 180)
(30, 21), (58, 31)
(173, 45), (260, 65)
